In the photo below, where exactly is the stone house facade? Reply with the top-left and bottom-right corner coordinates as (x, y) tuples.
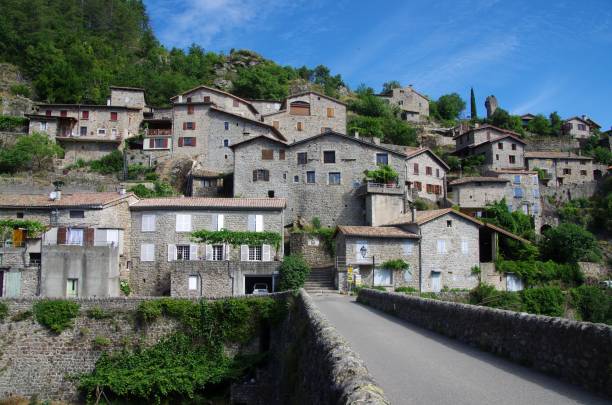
(170, 85), (259, 119)
(260, 92), (347, 143)
(129, 197), (286, 297)
(377, 85), (429, 122)
(453, 125), (526, 171)
(562, 116), (598, 139)
(525, 151), (595, 186)
(231, 132), (407, 227)
(404, 148), (449, 202)
(335, 225), (420, 292)
(448, 177), (510, 209)
(0, 192), (136, 298)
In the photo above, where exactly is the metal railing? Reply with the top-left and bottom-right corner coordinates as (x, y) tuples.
(146, 128), (172, 136)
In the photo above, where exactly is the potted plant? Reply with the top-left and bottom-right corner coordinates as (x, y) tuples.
(364, 164), (399, 186)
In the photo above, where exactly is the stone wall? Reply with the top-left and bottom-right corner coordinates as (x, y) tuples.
(525, 136), (579, 152)
(358, 289), (612, 397)
(270, 290), (388, 404)
(541, 181), (598, 203)
(289, 232), (333, 267)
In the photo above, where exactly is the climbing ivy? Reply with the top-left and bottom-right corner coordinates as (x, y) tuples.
(0, 302), (8, 322)
(33, 300), (80, 334)
(381, 259), (410, 271)
(0, 219), (46, 238)
(191, 229), (282, 250)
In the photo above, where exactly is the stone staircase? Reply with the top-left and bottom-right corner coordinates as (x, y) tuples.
(304, 266), (336, 293)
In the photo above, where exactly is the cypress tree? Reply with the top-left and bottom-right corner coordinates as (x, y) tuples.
(470, 87), (477, 119)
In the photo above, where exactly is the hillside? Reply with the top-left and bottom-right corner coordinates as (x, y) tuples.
(0, 0), (346, 106)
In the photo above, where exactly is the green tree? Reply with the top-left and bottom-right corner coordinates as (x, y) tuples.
(470, 87), (477, 119)
(549, 112), (563, 136)
(0, 132), (63, 172)
(487, 108), (524, 134)
(540, 223), (601, 263)
(278, 255), (311, 291)
(382, 80), (401, 94)
(526, 114), (552, 136)
(436, 93), (466, 121)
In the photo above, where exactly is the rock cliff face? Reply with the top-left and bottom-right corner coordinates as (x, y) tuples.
(0, 63), (35, 116)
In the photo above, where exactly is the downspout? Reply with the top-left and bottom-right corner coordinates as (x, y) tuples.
(418, 229), (422, 293)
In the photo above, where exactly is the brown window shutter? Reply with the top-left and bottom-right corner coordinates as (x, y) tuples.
(162, 138), (168, 148)
(149, 138), (154, 149)
(57, 227), (67, 244)
(264, 170), (269, 181)
(178, 137), (184, 147)
(85, 228), (95, 247)
(12, 229), (24, 247)
(279, 149), (285, 160)
(193, 122), (196, 130)
(253, 170), (258, 182)
(192, 138), (196, 147)
(183, 122), (187, 130)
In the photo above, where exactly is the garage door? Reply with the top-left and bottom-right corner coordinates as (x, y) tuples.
(244, 276), (275, 294)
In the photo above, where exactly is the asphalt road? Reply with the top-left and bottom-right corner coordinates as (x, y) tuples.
(311, 293), (609, 405)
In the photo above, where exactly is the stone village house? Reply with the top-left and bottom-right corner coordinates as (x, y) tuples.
(562, 115), (600, 139)
(0, 191), (136, 298)
(376, 85), (429, 122)
(524, 151), (598, 186)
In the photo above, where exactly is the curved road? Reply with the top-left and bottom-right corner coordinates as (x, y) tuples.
(312, 294), (609, 405)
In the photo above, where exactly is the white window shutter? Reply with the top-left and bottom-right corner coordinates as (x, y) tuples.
(176, 215), (182, 232)
(176, 214), (192, 232)
(247, 215), (256, 231)
(142, 214), (156, 232)
(218, 214), (224, 231)
(140, 243), (154, 262)
(255, 215), (263, 232)
(168, 244), (176, 261)
(185, 215), (192, 231)
(205, 244), (213, 260)
(224, 244), (230, 260)
(461, 240), (468, 255)
(262, 244), (271, 261)
(211, 214), (218, 231)
(240, 245), (249, 261)
(403, 241), (413, 256)
(190, 244), (198, 260)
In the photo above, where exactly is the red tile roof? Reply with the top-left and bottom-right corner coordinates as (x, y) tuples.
(449, 177), (509, 186)
(385, 208), (484, 227)
(0, 192), (134, 208)
(404, 147), (450, 170)
(525, 151), (592, 160)
(208, 106), (287, 141)
(131, 197), (286, 210)
(452, 124), (522, 140)
(337, 225), (419, 239)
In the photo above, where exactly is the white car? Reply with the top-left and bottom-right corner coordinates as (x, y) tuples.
(252, 283), (269, 295)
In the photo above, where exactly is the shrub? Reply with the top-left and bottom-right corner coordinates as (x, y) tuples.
(395, 286), (418, 293)
(468, 284), (522, 311)
(0, 132), (63, 173)
(496, 259), (583, 287)
(92, 336), (112, 349)
(364, 164), (399, 183)
(540, 223), (601, 263)
(571, 285), (611, 324)
(120, 280), (131, 296)
(521, 287), (565, 317)
(87, 306), (112, 320)
(278, 255), (311, 291)
(144, 172), (158, 181)
(0, 115), (28, 131)
(11, 310), (33, 322)
(9, 84), (30, 97)
(381, 259), (409, 270)
(371, 286), (387, 291)
(89, 150), (123, 174)
(0, 302), (7, 321)
(128, 180), (175, 198)
(33, 300), (80, 333)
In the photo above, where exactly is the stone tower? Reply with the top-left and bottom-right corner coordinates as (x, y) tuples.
(485, 95), (498, 118)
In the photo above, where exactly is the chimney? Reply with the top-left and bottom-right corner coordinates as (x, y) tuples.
(582, 114), (587, 121)
(118, 187), (126, 196)
(411, 206), (417, 223)
(49, 190), (61, 201)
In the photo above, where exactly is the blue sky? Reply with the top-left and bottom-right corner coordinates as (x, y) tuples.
(145, 0), (612, 129)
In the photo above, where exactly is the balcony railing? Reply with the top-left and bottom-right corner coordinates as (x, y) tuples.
(146, 128), (172, 136)
(362, 181), (404, 195)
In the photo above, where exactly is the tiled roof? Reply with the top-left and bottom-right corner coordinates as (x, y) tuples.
(491, 169), (537, 175)
(525, 151), (592, 160)
(336, 225), (419, 239)
(131, 197), (286, 210)
(449, 177), (509, 186)
(170, 85), (257, 113)
(0, 192), (134, 208)
(229, 134), (287, 149)
(452, 124), (522, 140)
(208, 106), (287, 141)
(404, 147), (450, 170)
(385, 208), (484, 227)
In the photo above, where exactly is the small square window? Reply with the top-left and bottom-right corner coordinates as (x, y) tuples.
(224, 122), (229, 130)
(498, 143), (503, 150)
(297, 152), (307, 164)
(176, 245), (190, 261)
(323, 151), (336, 163)
(70, 210), (85, 219)
(509, 155), (516, 164)
(268, 190), (275, 198)
(223, 139), (230, 147)
(188, 275), (199, 291)
(262, 149), (274, 160)
(16, 212), (24, 218)
(376, 153), (388, 165)
(186, 96), (192, 103)
(297, 122), (304, 131)
(187, 105), (195, 114)
(203, 96), (210, 103)
(110, 112), (118, 121)
(511, 143), (517, 150)
(293, 175), (299, 183)
(306, 171), (316, 184)
(81, 110), (89, 120)
(80, 126), (87, 136)
(447, 220), (452, 227)
(328, 172), (341, 185)
(279, 149), (286, 160)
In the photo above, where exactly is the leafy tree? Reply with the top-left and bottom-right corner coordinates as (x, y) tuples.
(381, 80), (401, 94)
(487, 108), (524, 134)
(540, 223), (602, 263)
(435, 93), (465, 121)
(470, 87), (477, 119)
(483, 199), (538, 260)
(549, 112), (563, 136)
(278, 255), (311, 291)
(526, 114), (552, 136)
(0, 132), (63, 173)
(592, 147), (612, 165)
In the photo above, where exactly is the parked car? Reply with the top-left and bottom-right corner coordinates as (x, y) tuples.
(252, 283), (269, 295)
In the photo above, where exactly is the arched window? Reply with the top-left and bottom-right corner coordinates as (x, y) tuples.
(289, 101), (310, 116)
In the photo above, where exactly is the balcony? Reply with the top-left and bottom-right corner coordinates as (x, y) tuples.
(359, 182), (403, 195)
(146, 128), (172, 137)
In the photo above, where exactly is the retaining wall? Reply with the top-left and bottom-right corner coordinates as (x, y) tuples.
(271, 289), (388, 404)
(357, 289), (612, 398)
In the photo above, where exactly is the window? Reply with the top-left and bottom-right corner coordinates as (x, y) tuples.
(248, 245), (262, 261)
(67, 228), (84, 245)
(279, 149), (285, 160)
(328, 172), (341, 185)
(268, 190), (275, 198)
(297, 152), (307, 164)
(176, 245), (190, 261)
(70, 210), (84, 219)
(110, 112), (118, 121)
(376, 153), (388, 165)
(426, 166), (433, 175)
(202, 96), (209, 103)
(323, 151), (336, 163)
(297, 122), (304, 131)
(40, 122), (48, 131)
(179, 137), (196, 147)
(446, 220), (452, 228)
(262, 149), (274, 160)
(183, 122), (196, 130)
(533, 189), (540, 198)
(306, 171), (316, 184)
(580, 170), (587, 176)
(373, 268), (392, 286)
(224, 121), (229, 130)
(461, 240), (468, 255)
(141, 214), (156, 232)
(436, 239), (447, 254)
(98, 128), (106, 135)
(293, 175), (299, 183)
(498, 143), (503, 150)
(152, 138), (167, 149)
(496, 154), (499, 161)
(16, 212), (24, 219)
(272, 121), (279, 129)
(66, 279), (78, 298)
(426, 184), (434, 194)
(509, 155), (516, 164)
(212, 245), (224, 261)
(512, 143), (517, 150)
(248, 214), (264, 232)
(221, 139), (229, 148)
(403, 241), (413, 256)
(580, 160), (586, 165)
(514, 175), (521, 184)
(577, 124), (587, 131)
(321, 127), (332, 133)
(82, 110), (89, 120)
(327, 107), (335, 118)
(289, 101), (310, 115)
(233, 99), (240, 108)
(252, 169), (270, 182)
(187, 96), (192, 103)
(60, 110), (67, 117)
(436, 169), (440, 178)
(213, 214), (224, 231)
(45, 110), (52, 116)
(188, 275), (199, 291)
(187, 104), (194, 114)
(514, 187), (523, 198)
(140, 243), (155, 261)
(413, 163), (419, 174)
(80, 126), (87, 136)
(414, 181), (422, 191)
(176, 214), (192, 232)
(563, 168), (571, 175)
